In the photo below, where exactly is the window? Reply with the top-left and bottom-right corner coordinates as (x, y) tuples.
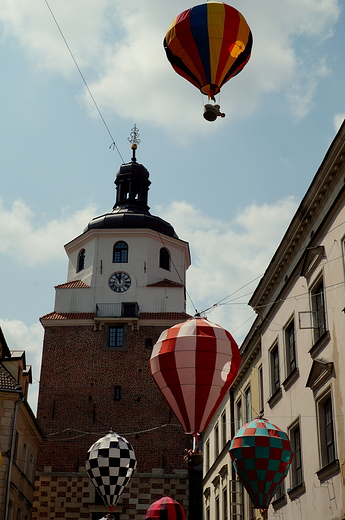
(113, 241), (128, 263)
(215, 497), (220, 520)
(258, 365), (264, 412)
(14, 431), (19, 463)
(77, 248), (85, 272)
(28, 454), (35, 482)
(318, 393), (336, 467)
(221, 411), (227, 447)
(223, 487), (228, 520)
(236, 399), (242, 430)
(159, 247), (170, 271)
(274, 481), (285, 501)
(22, 443), (27, 474)
(311, 277), (327, 341)
(109, 326), (124, 348)
(114, 386), (121, 401)
(290, 422), (303, 487)
(244, 386), (251, 423)
(285, 319), (296, 375)
(214, 423), (219, 459)
(270, 344), (280, 394)
(205, 440), (210, 472)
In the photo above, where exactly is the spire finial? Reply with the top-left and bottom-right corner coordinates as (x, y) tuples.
(127, 124), (141, 162)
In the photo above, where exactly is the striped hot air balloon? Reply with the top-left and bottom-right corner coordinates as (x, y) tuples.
(149, 317), (241, 436)
(164, 2), (252, 120)
(145, 497), (186, 520)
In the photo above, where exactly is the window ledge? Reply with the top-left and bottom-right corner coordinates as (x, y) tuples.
(268, 387), (282, 408)
(316, 459), (340, 482)
(288, 482), (306, 500)
(309, 330), (330, 358)
(282, 367), (299, 391)
(272, 494), (287, 510)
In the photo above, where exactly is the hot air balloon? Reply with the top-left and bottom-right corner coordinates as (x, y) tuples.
(229, 418), (294, 512)
(145, 497), (187, 520)
(149, 317), (241, 436)
(164, 2), (252, 121)
(86, 432), (136, 511)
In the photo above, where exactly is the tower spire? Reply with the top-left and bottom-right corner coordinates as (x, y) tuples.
(127, 124), (141, 163)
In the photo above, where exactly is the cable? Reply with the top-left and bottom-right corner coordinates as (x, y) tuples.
(44, 0), (124, 163)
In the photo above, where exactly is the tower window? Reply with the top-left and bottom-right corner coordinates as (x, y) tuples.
(109, 326), (124, 348)
(113, 241), (128, 263)
(114, 386), (121, 401)
(77, 249), (85, 272)
(103, 324), (127, 351)
(159, 247), (170, 271)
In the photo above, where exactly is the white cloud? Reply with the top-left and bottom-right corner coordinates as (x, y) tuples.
(0, 0), (341, 133)
(0, 318), (43, 413)
(0, 199), (97, 266)
(334, 113), (345, 133)
(155, 196), (298, 341)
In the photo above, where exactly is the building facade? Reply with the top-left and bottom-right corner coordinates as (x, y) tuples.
(33, 141), (192, 519)
(203, 121), (345, 520)
(248, 121), (345, 518)
(0, 329), (43, 520)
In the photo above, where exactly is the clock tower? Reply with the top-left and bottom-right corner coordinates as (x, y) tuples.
(33, 129), (191, 520)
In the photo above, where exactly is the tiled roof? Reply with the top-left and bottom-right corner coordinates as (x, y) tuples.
(40, 312), (95, 320)
(139, 312), (190, 320)
(54, 280), (90, 289)
(146, 278), (184, 288)
(0, 364), (21, 391)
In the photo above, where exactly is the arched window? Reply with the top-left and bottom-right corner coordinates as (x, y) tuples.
(77, 249), (85, 272)
(113, 241), (128, 263)
(159, 247), (170, 271)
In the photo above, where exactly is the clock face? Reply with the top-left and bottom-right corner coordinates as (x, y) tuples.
(109, 272), (131, 293)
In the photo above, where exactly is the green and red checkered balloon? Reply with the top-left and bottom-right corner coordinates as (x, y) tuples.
(229, 418), (294, 511)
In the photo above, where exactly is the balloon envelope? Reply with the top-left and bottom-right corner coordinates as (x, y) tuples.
(145, 497), (186, 520)
(86, 432), (136, 507)
(164, 2), (252, 100)
(149, 317), (241, 435)
(229, 418), (294, 510)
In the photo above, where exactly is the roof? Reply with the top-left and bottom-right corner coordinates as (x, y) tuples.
(40, 312), (95, 320)
(54, 280), (90, 289)
(85, 209), (178, 238)
(0, 364), (21, 391)
(139, 312), (190, 320)
(146, 278), (184, 288)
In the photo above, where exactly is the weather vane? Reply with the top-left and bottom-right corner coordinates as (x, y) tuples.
(127, 124), (140, 162)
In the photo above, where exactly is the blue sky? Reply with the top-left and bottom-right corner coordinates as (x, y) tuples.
(0, 0), (344, 411)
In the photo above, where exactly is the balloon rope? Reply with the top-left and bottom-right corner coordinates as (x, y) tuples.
(193, 433), (199, 449)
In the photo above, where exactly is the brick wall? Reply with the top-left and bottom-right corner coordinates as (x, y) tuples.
(33, 322), (191, 519)
(33, 471), (189, 520)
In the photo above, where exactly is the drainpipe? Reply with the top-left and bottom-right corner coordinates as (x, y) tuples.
(4, 391), (24, 520)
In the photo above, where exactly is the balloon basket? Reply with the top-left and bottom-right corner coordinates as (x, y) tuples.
(203, 104), (219, 122)
(203, 104), (225, 121)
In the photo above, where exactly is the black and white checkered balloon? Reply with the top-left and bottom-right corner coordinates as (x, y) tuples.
(86, 432), (137, 507)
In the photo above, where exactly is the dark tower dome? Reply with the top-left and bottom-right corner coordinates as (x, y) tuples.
(84, 126), (178, 238)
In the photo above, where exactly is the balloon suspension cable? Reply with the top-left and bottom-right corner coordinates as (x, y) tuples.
(128, 124), (141, 163)
(193, 433), (199, 450)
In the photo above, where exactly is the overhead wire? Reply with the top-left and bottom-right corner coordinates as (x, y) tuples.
(44, 0), (124, 163)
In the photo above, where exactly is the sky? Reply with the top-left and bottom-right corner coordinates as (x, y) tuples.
(0, 0), (344, 412)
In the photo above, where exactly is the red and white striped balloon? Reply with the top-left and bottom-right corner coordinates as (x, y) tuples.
(149, 317), (241, 435)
